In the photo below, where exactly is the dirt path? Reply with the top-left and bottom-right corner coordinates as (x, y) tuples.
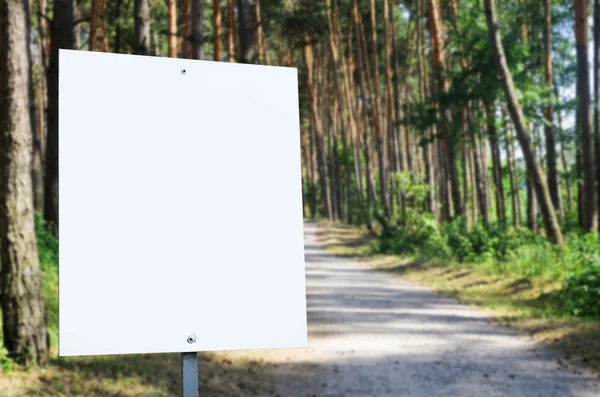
(230, 222), (599, 396)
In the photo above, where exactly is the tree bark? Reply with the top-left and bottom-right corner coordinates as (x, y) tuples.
(213, 0), (222, 61)
(166, 0), (177, 57)
(428, 0), (461, 220)
(555, 91), (573, 213)
(191, 0), (203, 59)
(327, 0), (352, 222)
(89, 0), (108, 51)
(594, 0), (600, 230)
(45, 0), (74, 230)
(0, 0), (49, 365)
(575, 0), (598, 231)
(227, 0), (235, 61)
(484, 0), (563, 244)
(543, 0), (561, 218)
(368, 0), (390, 217)
(303, 38), (331, 219)
(485, 101), (505, 221)
(180, 0), (191, 58)
(473, 132), (489, 226)
(134, 0), (150, 55)
(236, 0), (254, 63)
(32, 0), (46, 212)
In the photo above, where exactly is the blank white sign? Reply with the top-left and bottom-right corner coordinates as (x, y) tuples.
(59, 50), (307, 356)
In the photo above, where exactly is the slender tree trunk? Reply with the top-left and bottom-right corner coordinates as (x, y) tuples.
(227, 0), (235, 61)
(484, 0), (563, 244)
(236, 0), (254, 63)
(428, 0), (461, 220)
(191, 0), (204, 59)
(575, 0), (598, 231)
(307, 125), (317, 218)
(134, 0), (150, 55)
(543, 0), (561, 218)
(485, 101), (505, 221)
(344, 12), (365, 215)
(469, 142), (478, 224)
(594, 0), (600, 230)
(473, 132), (489, 226)
(167, 0), (177, 57)
(45, 0), (74, 230)
(303, 38), (331, 219)
(416, 0), (436, 219)
(505, 122), (519, 227)
(89, 0), (108, 51)
(180, 0), (191, 58)
(213, 0), (222, 61)
(327, 0), (352, 222)
(556, 94), (573, 212)
(367, 0), (390, 217)
(461, 130), (471, 227)
(383, 0), (399, 216)
(112, 0), (123, 52)
(32, 0), (46, 212)
(0, 0), (49, 365)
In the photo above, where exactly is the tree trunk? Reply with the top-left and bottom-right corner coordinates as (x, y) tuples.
(484, 0), (563, 244)
(191, 0), (204, 59)
(236, 0), (254, 63)
(473, 133), (489, 226)
(112, 0), (123, 52)
(575, 0), (598, 231)
(327, 0), (352, 222)
(45, 0), (74, 230)
(302, 38), (331, 219)
(543, 0), (561, 218)
(166, 0), (177, 57)
(32, 0), (46, 212)
(227, 0), (235, 61)
(485, 101), (505, 221)
(505, 123), (519, 227)
(213, 0), (222, 61)
(594, 0), (600, 230)
(367, 0), (390, 217)
(89, 0), (108, 51)
(461, 129), (471, 227)
(0, 0), (49, 365)
(180, 0), (191, 58)
(428, 0), (461, 219)
(134, 0), (150, 55)
(556, 93), (573, 212)
(344, 11), (365, 215)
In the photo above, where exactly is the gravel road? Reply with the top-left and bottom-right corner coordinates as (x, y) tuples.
(242, 222), (599, 397)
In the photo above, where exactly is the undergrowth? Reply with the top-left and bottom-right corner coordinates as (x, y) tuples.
(375, 210), (600, 319)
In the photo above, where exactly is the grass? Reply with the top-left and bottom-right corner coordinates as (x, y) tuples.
(316, 220), (600, 376)
(0, 352), (276, 396)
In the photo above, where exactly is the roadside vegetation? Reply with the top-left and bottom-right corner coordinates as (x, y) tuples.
(317, 220), (600, 375)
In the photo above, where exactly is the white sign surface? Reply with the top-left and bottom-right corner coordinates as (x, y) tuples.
(59, 50), (306, 356)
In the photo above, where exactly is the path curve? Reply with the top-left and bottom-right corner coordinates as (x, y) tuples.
(242, 222), (599, 396)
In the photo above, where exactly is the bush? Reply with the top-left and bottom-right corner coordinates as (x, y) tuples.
(559, 261), (600, 318)
(375, 212), (600, 319)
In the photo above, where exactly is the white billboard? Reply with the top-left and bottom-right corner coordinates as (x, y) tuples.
(58, 50), (307, 356)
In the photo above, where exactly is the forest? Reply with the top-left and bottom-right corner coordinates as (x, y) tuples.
(0, 0), (600, 393)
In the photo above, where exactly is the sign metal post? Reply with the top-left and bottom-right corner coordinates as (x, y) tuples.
(182, 352), (198, 397)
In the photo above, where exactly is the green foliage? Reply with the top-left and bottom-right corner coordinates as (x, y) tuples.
(35, 214), (59, 338)
(558, 262), (600, 318)
(376, 210), (600, 319)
